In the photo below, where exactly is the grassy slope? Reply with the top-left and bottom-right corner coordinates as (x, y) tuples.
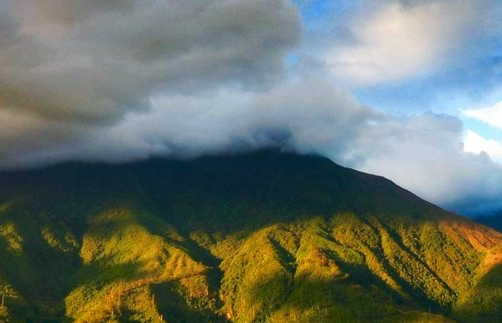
(0, 150), (501, 323)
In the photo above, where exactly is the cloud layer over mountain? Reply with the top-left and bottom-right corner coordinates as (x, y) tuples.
(1, 0), (502, 215)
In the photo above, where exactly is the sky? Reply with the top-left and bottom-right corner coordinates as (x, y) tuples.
(1, 0), (502, 216)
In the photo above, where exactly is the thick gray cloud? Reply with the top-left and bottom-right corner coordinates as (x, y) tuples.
(0, 0), (301, 122)
(5, 79), (372, 166)
(0, 0), (301, 167)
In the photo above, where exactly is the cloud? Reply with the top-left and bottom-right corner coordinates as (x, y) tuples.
(1, 0), (502, 217)
(21, 79), (375, 165)
(462, 101), (502, 164)
(0, 0), (302, 167)
(464, 130), (502, 163)
(108, 82), (502, 216)
(0, 0), (301, 123)
(3, 77), (497, 216)
(306, 0), (502, 86)
(462, 101), (502, 130)
(0, 109), (90, 168)
(350, 114), (502, 214)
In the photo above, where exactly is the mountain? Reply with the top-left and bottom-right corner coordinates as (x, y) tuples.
(475, 213), (502, 234)
(0, 150), (502, 323)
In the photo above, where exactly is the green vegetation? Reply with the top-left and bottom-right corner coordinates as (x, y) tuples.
(0, 150), (501, 323)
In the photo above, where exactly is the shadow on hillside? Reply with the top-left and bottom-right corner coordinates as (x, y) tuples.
(0, 207), (81, 323)
(239, 271), (440, 323)
(454, 263), (502, 323)
(151, 281), (229, 323)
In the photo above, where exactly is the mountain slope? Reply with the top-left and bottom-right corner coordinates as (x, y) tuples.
(0, 150), (501, 323)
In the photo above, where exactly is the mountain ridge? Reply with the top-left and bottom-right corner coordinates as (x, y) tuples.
(0, 150), (501, 323)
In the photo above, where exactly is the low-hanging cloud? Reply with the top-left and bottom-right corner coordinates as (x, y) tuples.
(8, 78), (500, 216)
(123, 83), (502, 216)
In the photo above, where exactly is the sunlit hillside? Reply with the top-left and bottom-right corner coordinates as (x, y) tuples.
(0, 151), (501, 323)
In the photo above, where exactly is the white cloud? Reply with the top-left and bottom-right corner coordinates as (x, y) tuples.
(462, 101), (502, 130)
(46, 79), (375, 164)
(351, 113), (502, 213)
(464, 130), (502, 163)
(321, 0), (487, 85)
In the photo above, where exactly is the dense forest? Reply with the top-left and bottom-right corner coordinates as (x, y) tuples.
(0, 151), (502, 323)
